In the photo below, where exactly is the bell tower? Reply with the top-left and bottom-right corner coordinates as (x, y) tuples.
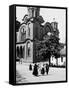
(51, 18), (59, 37)
(27, 7), (40, 18)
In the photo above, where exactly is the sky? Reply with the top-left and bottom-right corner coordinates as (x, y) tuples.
(16, 7), (66, 43)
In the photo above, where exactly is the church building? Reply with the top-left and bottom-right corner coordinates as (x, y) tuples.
(16, 7), (59, 63)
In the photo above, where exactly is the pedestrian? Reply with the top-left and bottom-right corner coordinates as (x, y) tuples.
(29, 64), (32, 71)
(32, 63), (38, 76)
(41, 64), (45, 75)
(46, 64), (49, 75)
(38, 64), (41, 76)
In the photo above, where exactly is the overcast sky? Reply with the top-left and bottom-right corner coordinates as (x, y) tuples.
(16, 7), (66, 43)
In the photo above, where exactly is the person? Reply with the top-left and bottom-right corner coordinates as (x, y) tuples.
(32, 63), (38, 76)
(41, 64), (45, 75)
(46, 64), (49, 75)
(38, 64), (41, 76)
(29, 64), (32, 71)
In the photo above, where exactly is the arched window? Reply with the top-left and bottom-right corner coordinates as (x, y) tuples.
(20, 27), (25, 33)
(23, 46), (25, 58)
(35, 10), (38, 17)
(61, 57), (63, 62)
(28, 27), (30, 36)
(27, 42), (31, 57)
(28, 24), (30, 37)
(20, 46), (23, 58)
(32, 9), (34, 17)
(19, 46), (25, 59)
(20, 26), (26, 41)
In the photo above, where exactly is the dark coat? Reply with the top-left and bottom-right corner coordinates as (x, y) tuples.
(46, 64), (49, 74)
(29, 64), (32, 71)
(41, 67), (45, 75)
(32, 64), (38, 76)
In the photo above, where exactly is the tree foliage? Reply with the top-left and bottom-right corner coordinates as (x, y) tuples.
(35, 33), (61, 62)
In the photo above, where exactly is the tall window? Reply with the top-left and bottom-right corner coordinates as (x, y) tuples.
(23, 46), (25, 58)
(21, 27), (25, 33)
(35, 10), (38, 17)
(27, 42), (31, 57)
(61, 57), (63, 62)
(20, 46), (23, 58)
(28, 25), (30, 37)
(16, 46), (20, 58)
(20, 26), (26, 41)
(32, 9), (34, 17)
(28, 27), (30, 36)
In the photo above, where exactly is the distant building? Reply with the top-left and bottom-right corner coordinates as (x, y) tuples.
(16, 7), (59, 63)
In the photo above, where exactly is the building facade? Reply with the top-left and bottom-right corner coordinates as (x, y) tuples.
(16, 7), (59, 63)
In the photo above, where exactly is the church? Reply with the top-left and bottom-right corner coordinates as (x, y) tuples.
(16, 7), (59, 63)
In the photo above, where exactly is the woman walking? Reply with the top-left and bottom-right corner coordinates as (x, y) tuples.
(41, 64), (45, 75)
(29, 64), (32, 71)
(46, 64), (49, 75)
(32, 63), (38, 76)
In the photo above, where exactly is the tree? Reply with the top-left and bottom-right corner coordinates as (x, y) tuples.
(44, 34), (61, 65)
(35, 34), (61, 66)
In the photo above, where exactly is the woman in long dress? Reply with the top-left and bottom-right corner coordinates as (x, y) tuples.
(46, 64), (49, 75)
(29, 64), (32, 71)
(41, 64), (45, 75)
(32, 64), (38, 76)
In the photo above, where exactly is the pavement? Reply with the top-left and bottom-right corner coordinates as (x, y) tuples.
(16, 62), (66, 84)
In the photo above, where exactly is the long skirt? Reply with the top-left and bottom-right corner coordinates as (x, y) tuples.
(32, 67), (38, 76)
(41, 68), (45, 75)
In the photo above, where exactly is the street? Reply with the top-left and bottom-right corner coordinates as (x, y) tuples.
(16, 62), (66, 84)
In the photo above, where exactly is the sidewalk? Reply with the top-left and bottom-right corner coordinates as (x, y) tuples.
(16, 62), (66, 83)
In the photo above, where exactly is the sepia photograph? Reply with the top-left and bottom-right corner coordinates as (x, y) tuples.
(15, 5), (67, 84)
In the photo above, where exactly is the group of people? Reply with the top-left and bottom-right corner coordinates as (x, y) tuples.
(29, 62), (49, 76)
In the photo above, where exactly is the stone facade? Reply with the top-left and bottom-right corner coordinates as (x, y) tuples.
(16, 7), (59, 63)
